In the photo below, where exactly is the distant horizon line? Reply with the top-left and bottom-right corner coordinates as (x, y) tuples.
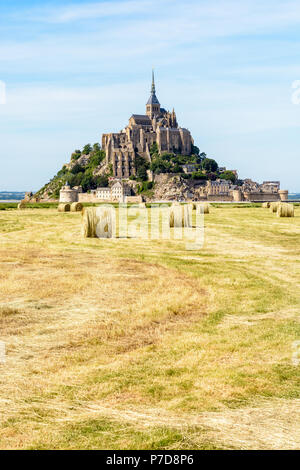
(1, 190), (300, 195)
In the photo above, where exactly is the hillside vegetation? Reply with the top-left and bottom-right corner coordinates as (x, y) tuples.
(0, 205), (299, 449)
(35, 142), (237, 200)
(35, 143), (110, 200)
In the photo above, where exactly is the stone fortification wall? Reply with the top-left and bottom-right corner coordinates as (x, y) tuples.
(207, 194), (232, 202)
(78, 193), (99, 203)
(244, 192), (280, 202)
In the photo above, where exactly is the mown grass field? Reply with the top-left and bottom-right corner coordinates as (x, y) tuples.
(0, 204), (299, 449)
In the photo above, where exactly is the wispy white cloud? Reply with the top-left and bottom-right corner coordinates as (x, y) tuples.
(1, 0), (300, 191)
(19, 0), (300, 34)
(21, 0), (155, 23)
(2, 0), (300, 75)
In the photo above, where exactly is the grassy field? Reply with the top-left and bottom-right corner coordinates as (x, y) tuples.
(0, 205), (299, 449)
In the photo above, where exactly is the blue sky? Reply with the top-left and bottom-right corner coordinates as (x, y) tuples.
(0, 0), (300, 192)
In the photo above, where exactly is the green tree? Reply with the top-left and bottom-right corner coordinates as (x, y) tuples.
(82, 144), (92, 155)
(81, 169), (95, 192)
(172, 163), (182, 173)
(92, 143), (101, 153)
(95, 175), (109, 187)
(69, 172), (84, 187)
(56, 165), (68, 177)
(137, 181), (153, 194)
(150, 157), (171, 174)
(219, 171), (236, 183)
(89, 150), (106, 169)
(71, 150), (81, 161)
(201, 158), (218, 172)
(135, 155), (149, 181)
(71, 163), (84, 174)
(191, 171), (207, 180)
(161, 152), (173, 161)
(150, 142), (159, 156)
(191, 144), (200, 155)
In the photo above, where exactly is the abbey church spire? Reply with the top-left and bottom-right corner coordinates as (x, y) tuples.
(146, 70), (160, 118)
(151, 69), (156, 94)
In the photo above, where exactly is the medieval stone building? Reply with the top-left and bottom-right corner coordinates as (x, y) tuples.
(102, 72), (193, 178)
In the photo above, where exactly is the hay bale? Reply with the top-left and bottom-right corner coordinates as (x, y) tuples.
(17, 200), (26, 210)
(262, 202), (270, 208)
(196, 202), (210, 214)
(71, 202), (83, 212)
(82, 207), (98, 238)
(96, 207), (116, 238)
(169, 206), (179, 227)
(169, 205), (191, 228)
(270, 202), (280, 213)
(58, 203), (71, 212)
(82, 206), (116, 238)
(277, 203), (294, 218)
(184, 205), (192, 228)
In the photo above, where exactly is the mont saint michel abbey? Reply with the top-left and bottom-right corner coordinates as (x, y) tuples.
(102, 72), (194, 178)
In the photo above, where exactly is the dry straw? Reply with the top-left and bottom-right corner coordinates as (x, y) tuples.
(196, 202), (210, 214)
(277, 203), (294, 218)
(262, 202), (270, 208)
(270, 202), (280, 213)
(58, 203), (71, 212)
(17, 200), (26, 210)
(82, 207), (98, 238)
(169, 205), (191, 228)
(184, 205), (192, 227)
(71, 202), (83, 212)
(82, 206), (116, 238)
(97, 207), (116, 238)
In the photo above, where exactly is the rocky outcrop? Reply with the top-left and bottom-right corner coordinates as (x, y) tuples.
(150, 174), (205, 201)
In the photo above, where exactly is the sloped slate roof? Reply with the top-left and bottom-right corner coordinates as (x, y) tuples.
(131, 114), (152, 124)
(146, 92), (160, 105)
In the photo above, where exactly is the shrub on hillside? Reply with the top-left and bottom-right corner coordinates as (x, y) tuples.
(201, 158), (218, 172)
(219, 171), (236, 183)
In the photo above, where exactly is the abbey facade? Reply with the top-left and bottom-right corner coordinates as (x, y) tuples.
(102, 72), (193, 178)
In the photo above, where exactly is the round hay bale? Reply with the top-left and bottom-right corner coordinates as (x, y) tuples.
(71, 202), (83, 212)
(169, 206), (182, 227)
(270, 202), (280, 213)
(184, 205), (192, 228)
(262, 202), (270, 208)
(82, 207), (98, 238)
(58, 203), (71, 212)
(82, 206), (116, 238)
(277, 203), (294, 218)
(169, 205), (191, 228)
(96, 207), (116, 238)
(17, 200), (26, 210)
(196, 202), (210, 214)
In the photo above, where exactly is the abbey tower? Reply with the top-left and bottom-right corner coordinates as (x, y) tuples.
(102, 72), (194, 178)
(146, 70), (161, 118)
